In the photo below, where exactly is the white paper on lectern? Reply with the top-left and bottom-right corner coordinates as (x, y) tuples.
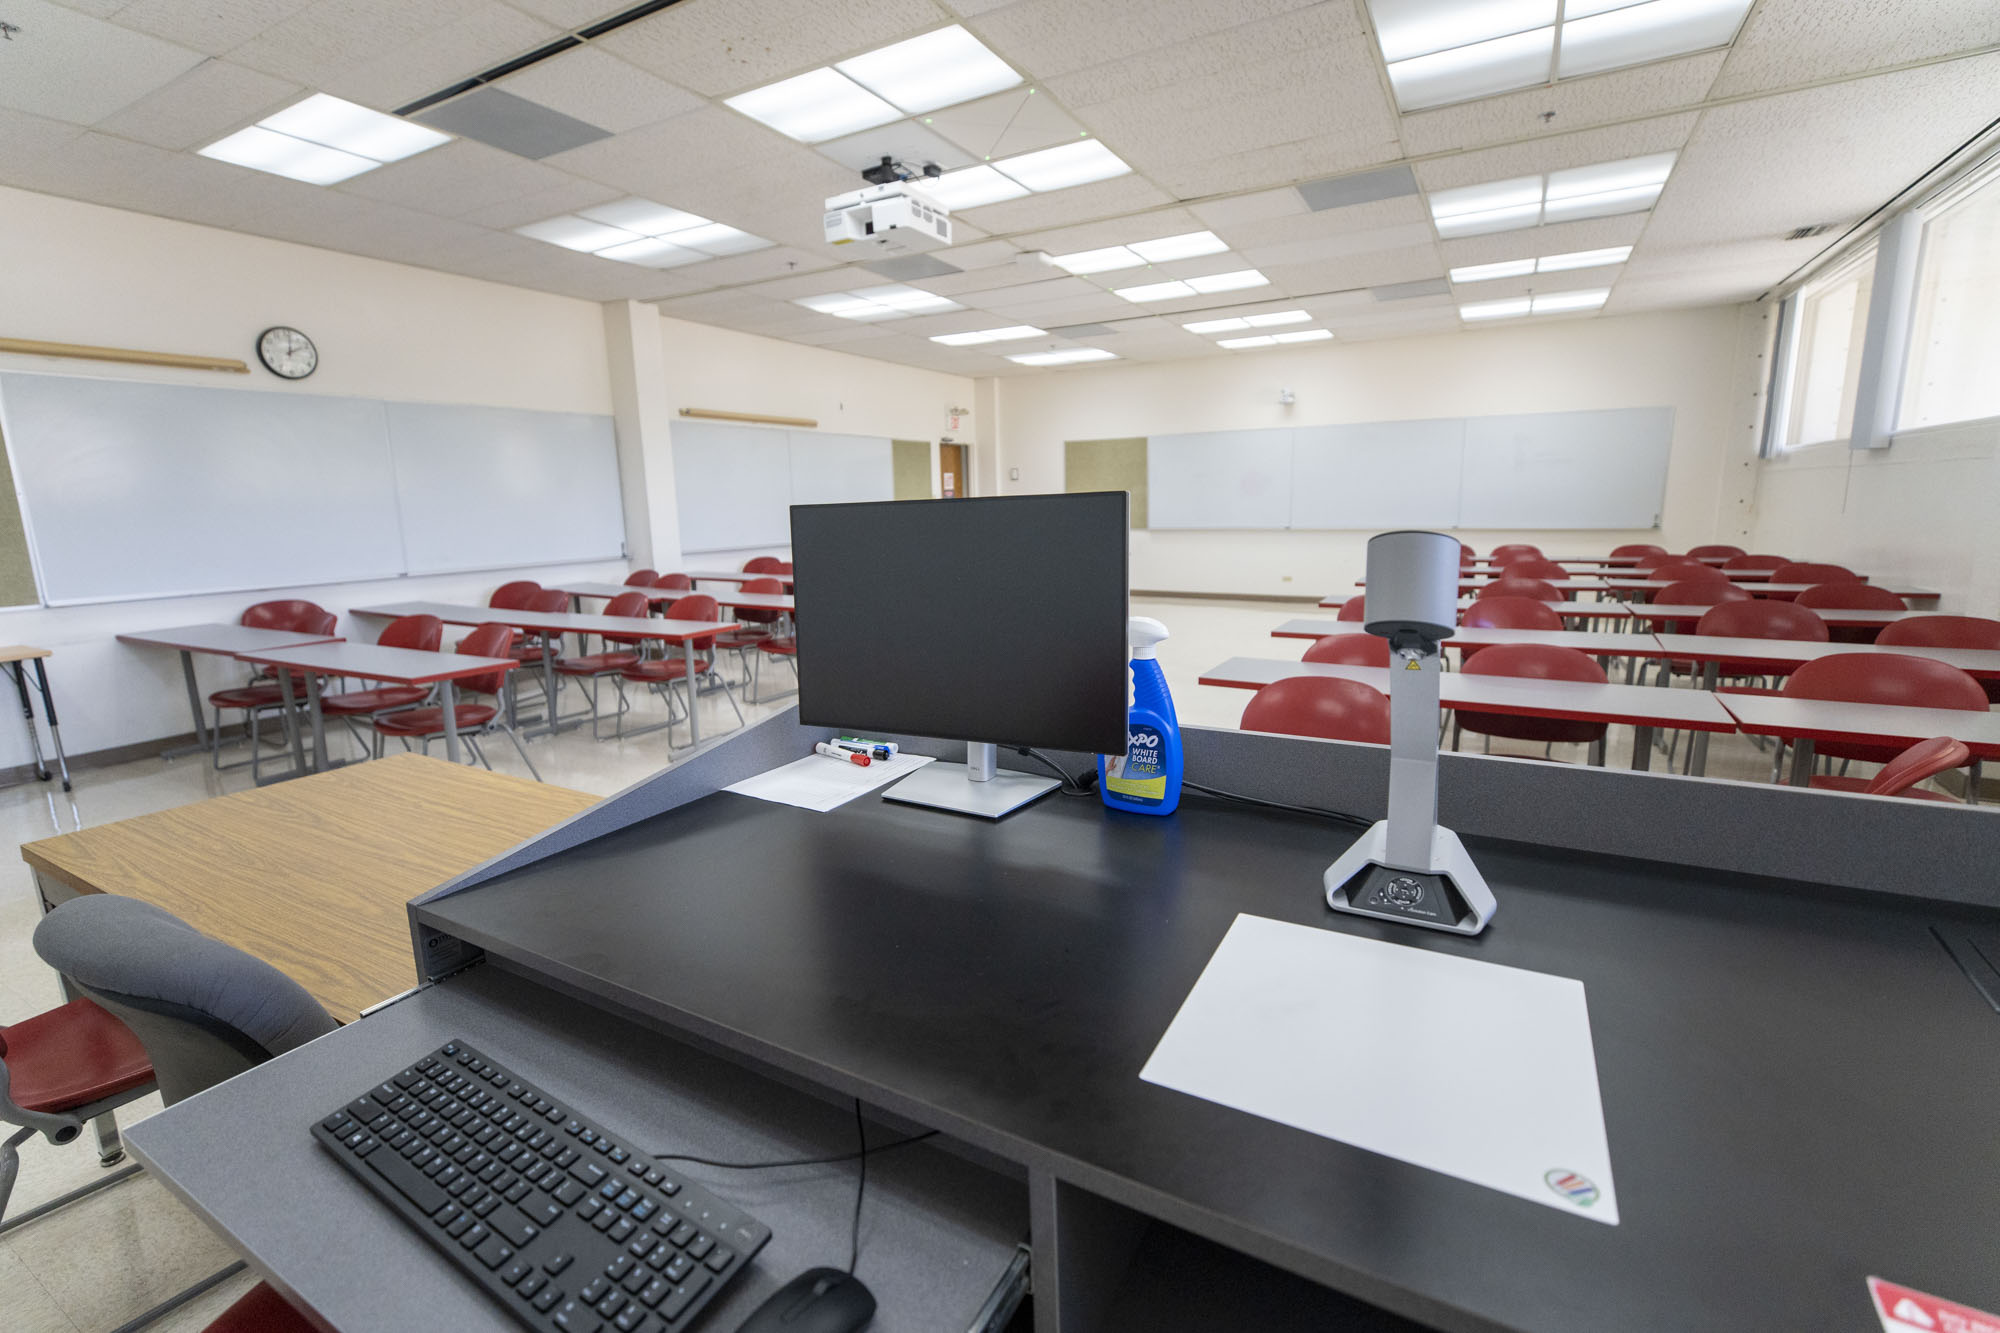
(1140, 914), (1618, 1224)
(725, 752), (935, 812)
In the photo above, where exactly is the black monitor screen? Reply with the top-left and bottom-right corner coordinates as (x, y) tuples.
(792, 492), (1130, 755)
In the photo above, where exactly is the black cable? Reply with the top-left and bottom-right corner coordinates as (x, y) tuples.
(1182, 779), (1371, 830)
(847, 1100), (865, 1275)
(646, 1127), (937, 1172)
(1014, 746), (1097, 795)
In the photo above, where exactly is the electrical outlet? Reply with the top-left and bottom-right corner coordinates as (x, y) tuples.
(1009, 467), (1020, 481)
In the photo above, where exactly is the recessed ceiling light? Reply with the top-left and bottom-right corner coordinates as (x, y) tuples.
(1272, 328), (1334, 343)
(1186, 269), (1269, 294)
(797, 294), (872, 315)
(260, 94), (449, 164)
(1114, 279), (1197, 302)
(1530, 288), (1610, 313)
(514, 216), (642, 253)
(852, 284), (959, 311)
(1128, 231), (1228, 263)
(578, 199), (711, 236)
(669, 222), (773, 256)
(725, 67), (899, 144)
(595, 237), (706, 268)
(1052, 246), (1145, 274)
(1184, 317), (1251, 333)
(1244, 310), (1311, 327)
(994, 139), (1131, 191)
(1385, 27), (1555, 110)
(1217, 336), (1278, 349)
(929, 325), (1046, 346)
(1460, 298), (1532, 321)
(1373, 0), (1556, 62)
(1558, 0), (1752, 79)
(833, 303), (906, 321)
(835, 25), (1021, 115)
(1537, 245), (1632, 272)
(1431, 156), (1674, 236)
(199, 126), (378, 185)
(922, 165), (1030, 209)
(1450, 258), (1538, 283)
(1007, 348), (1118, 366)
(800, 286), (962, 319)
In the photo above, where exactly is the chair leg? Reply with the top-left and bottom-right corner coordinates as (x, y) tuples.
(92, 1111), (124, 1167)
(499, 724), (542, 783)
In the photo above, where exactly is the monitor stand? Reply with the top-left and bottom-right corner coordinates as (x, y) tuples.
(882, 742), (1059, 819)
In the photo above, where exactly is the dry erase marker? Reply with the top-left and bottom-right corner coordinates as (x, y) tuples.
(836, 736), (897, 760)
(815, 741), (869, 766)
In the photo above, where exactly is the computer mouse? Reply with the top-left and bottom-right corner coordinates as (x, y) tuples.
(735, 1267), (876, 1333)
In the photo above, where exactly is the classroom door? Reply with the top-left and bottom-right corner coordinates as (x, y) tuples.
(940, 443), (969, 498)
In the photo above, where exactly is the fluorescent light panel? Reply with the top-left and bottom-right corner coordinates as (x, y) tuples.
(1217, 336), (1277, 349)
(797, 285), (964, 320)
(993, 139), (1130, 191)
(1186, 269), (1269, 294)
(1451, 246), (1632, 283)
(1114, 279), (1197, 302)
(1008, 348), (1118, 366)
(921, 166), (1029, 209)
(1183, 317), (1250, 333)
(199, 93), (447, 184)
(1531, 288), (1609, 312)
(1273, 328), (1334, 343)
(929, 325), (1045, 345)
(1052, 246), (1145, 275)
(1460, 297), (1532, 321)
(835, 25), (1021, 115)
(1184, 310), (1310, 335)
(1245, 309), (1311, 327)
(1431, 155), (1673, 236)
(516, 202), (774, 263)
(725, 67), (898, 143)
(579, 199), (711, 236)
(1458, 289), (1609, 321)
(1128, 231), (1227, 262)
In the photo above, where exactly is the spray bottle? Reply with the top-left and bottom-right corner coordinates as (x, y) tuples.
(1100, 617), (1183, 816)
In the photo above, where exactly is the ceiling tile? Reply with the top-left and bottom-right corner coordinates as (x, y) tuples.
(667, 245), (836, 286)
(0, 105), (88, 177)
(505, 0), (632, 26)
(1411, 114), (1700, 192)
(1399, 53), (1726, 158)
(1237, 221), (1437, 270)
(594, 0), (947, 98)
(815, 120), (976, 173)
(230, 0), (488, 96)
(1222, 195), (1428, 249)
(1257, 243), (1443, 295)
(1712, 0), (2000, 99)
(93, 59), (299, 150)
(958, 274), (1105, 308)
(0, 0), (204, 124)
(109, 0), (314, 57)
(1012, 206), (1205, 255)
(335, 139), (588, 216)
(929, 238), (1019, 269)
(953, 173), (1174, 233)
(498, 46), (705, 133)
(970, 0), (1322, 83)
(925, 87), (1085, 160)
(1438, 214), (1648, 267)
(455, 174), (624, 229)
(43, 0), (131, 15)
(1190, 187), (1307, 229)
(743, 269), (872, 301)
(321, 4), (560, 111)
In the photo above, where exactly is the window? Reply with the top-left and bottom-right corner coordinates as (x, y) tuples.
(1779, 249), (1874, 449)
(1900, 162), (2000, 430)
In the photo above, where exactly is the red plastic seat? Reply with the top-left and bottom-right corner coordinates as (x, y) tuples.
(201, 1281), (316, 1333)
(1500, 558), (1569, 581)
(742, 557), (784, 574)
(1795, 582), (1911, 642)
(1241, 676), (1391, 744)
(1462, 597), (1562, 631)
(1651, 579), (1751, 640)
(1302, 634), (1390, 667)
(654, 573), (693, 591)
(556, 591), (651, 677)
(321, 615), (441, 718)
(624, 570), (660, 587)
(370, 624), (538, 779)
(1687, 600), (1828, 683)
(1771, 562), (1860, 585)
(1686, 544), (1746, 560)
(1781, 652), (1988, 765)
(1631, 552), (1677, 572)
(1610, 543), (1666, 559)
(1879, 615), (2000, 703)
(1646, 560), (1728, 584)
(1488, 544), (1543, 565)
(1810, 735), (1969, 802)
(716, 577), (786, 645)
(207, 601), (338, 777)
(1458, 545), (1476, 567)
(1336, 597), (1368, 623)
(1476, 577), (1560, 602)
(489, 580), (541, 611)
(620, 595), (743, 739)
(1, 998), (152, 1112)
(1723, 554), (1790, 573)
(1457, 644), (1607, 749)
(506, 588), (573, 664)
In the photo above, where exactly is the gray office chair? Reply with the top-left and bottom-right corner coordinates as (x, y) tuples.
(33, 896), (339, 1106)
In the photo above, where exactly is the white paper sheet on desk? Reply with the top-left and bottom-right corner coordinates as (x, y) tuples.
(1141, 913), (1618, 1224)
(725, 751), (936, 812)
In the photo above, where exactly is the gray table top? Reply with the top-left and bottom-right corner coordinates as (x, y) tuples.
(1272, 621), (1659, 656)
(118, 624), (344, 654)
(236, 640), (517, 684)
(352, 602), (739, 642)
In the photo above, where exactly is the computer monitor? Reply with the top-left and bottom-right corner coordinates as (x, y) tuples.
(792, 491), (1130, 818)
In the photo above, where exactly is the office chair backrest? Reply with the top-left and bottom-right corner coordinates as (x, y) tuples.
(1656, 579), (1750, 607)
(1610, 544), (1666, 559)
(742, 557), (783, 574)
(664, 594), (720, 622)
(378, 614), (443, 652)
(1488, 544), (1542, 564)
(33, 897), (337, 1106)
(1771, 562), (1860, 584)
(526, 588), (571, 614)
(1694, 600), (1829, 641)
(1722, 554), (1789, 572)
(1477, 577), (1560, 601)
(241, 600), (336, 636)
(1686, 544), (1745, 560)
(489, 581), (541, 611)
(1646, 561), (1726, 583)
(1501, 559), (1569, 581)
(624, 570), (660, 587)
(1240, 676), (1391, 744)
(455, 623), (517, 697)
(1794, 582), (1907, 611)
(1866, 736), (1971, 797)
(655, 573), (693, 591)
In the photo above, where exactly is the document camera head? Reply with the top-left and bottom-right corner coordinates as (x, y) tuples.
(1362, 530), (1460, 652)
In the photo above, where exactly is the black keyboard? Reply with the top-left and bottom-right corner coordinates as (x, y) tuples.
(312, 1039), (770, 1332)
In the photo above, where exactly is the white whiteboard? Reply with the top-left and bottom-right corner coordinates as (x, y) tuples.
(388, 403), (624, 574)
(671, 421), (893, 554)
(1290, 420), (1465, 529)
(1148, 430), (1293, 529)
(0, 373), (404, 604)
(1457, 408), (1673, 529)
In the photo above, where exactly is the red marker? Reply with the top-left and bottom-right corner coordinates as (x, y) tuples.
(815, 742), (869, 766)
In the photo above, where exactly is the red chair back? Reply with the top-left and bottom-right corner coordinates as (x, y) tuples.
(743, 557), (783, 574)
(654, 573), (693, 591)
(1878, 615), (2000, 650)
(378, 614), (443, 652)
(1695, 600), (1829, 641)
(1477, 577), (1560, 601)
(1488, 544), (1542, 564)
(526, 588), (570, 614)
(736, 577), (786, 626)
(1654, 579), (1749, 634)
(1795, 583), (1906, 611)
(1501, 559), (1568, 581)
(1631, 552), (1677, 571)
(1782, 653), (1988, 764)
(1647, 560), (1727, 583)
(773, 562), (794, 576)
(1687, 544), (1745, 560)
(241, 600), (335, 636)
(664, 594), (720, 622)
(489, 581), (541, 611)
(1610, 543), (1666, 559)
(1461, 597), (1562, 631)
(624, 570), (660, 587)
(1723, 554), (1790, 572)
(1866, 736), (1972, 797)
(1458, 644), (1606, 747)
(1302, 634), (1390, 667)
(601, 590), (654, 647)
(1241, 677), (1391, 744)
(1772, 562), (1859, 584)
(455, 623), (517, 697)
(1458, 545), (1476, 566)
(1336, 598), (1368, 623)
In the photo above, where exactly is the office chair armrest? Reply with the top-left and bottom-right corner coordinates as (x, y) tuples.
(0, 1055), (86, 1143)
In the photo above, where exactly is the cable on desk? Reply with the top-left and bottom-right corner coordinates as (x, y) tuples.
(847, 1100), (865, 1275)
(1182, 779), (1371, 830)
(1014, 746), (1098, 795)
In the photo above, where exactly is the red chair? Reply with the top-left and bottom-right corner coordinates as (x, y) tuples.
(371, 623), (538, 779)
(1809, 735), (1969, 802)
(752, 632), (798, 703)
(502, 587), (575, 720)
(772, 561), (793, 576)
(207, 601), (338, 780)
(1795, 582), (1911, 642)
(320, 614), (442, 756)
(1336, 598), (1368, 623)
(1458, 545), (1476, 567)
(1667, 600), (1829, 692)
(624, 570), (660, 587)
(554, 591), (652, 738)
(1476, 577), (1560, 602)
(1462, 597), (1562, 631)
(1649, 578), (1750, 641)
(1241, 676), (1391, 744)
(202, 1281), (316, 1332)
(714, 577), (787, 679)
(742, 557), (784, 574)
(1489, 544), (1543, 565)
(619, 594), (744, 743)
(1723, 554), (1790, 573)
(654, 573), (693, 591)
(1, 997), (155, 1227)
(1454, 644), (1607, 758)
(1303, 634), (1390, 668)
(1500, 558), (1569, 582)
(1646, 560), (1728, 584)
(1780, 653), (1988, 769)
(1631, 551), (1678, 572)
(1880, 615), (2000, 703)
(459, 580), (540, 656)
(1611, 543), (1666, 560)
(1686, 544), (1745, 560)
(1771, 562), (1860, 585)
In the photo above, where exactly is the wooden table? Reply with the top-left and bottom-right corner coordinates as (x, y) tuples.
(21, 755), (597, 1023)
(118, 623), (344, 759)
(1716, 694), (2000, 798)
(1199, 656), (1737, 772)
(0, 646), (68, 792)
(237, 641), (516, 773)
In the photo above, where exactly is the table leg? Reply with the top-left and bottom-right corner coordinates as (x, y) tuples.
(541, 631), (559, 730)
(173, 649), (213, 759)
(1968, 759), (1982, 806)
(30, 660), (70, 792)
(8, 662), (49, 783)
(1690, 663), (1719, 776)
(684, 638), (700, 749)
(1631, 725), (1654, 771)
(440, 679), (462, 763)
(1788, 738), (1816, 786)
(303, 673), (329, 772)
(277, 670), (308, 778)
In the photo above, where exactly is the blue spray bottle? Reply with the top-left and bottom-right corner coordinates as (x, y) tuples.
(1100, 617), (1183, 816)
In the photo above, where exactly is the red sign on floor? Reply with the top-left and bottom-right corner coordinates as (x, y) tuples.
(1871, 1277), (2000, 1333)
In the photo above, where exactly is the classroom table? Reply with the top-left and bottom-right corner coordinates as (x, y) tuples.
(1272, 620), (1658, 658)
(235, 641), (517, 774)
(1360, 576), (1613, 594)
(555, 580), (795, 615)
(1319, 594), (1636, 623)
(352, 601), (741, 749)
(0, 646), (70, 792)
(1598, 578), (1940, 601)
(117, 623), (345, 759)
(684, 569), (795, 591)
(21, 754), (596, 1023)
(1716, 693), (2000, 797)
(1625, 603), (1927, 630)
(1199, 656), (1736, 772)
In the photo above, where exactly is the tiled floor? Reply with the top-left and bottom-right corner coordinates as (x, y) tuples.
(0, 599), (1941, 1329)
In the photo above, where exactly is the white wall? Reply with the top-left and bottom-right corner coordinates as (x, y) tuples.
(995, 305), (1759, 597)
(653, 317), (974, 561)
(0, 186), (627, 766)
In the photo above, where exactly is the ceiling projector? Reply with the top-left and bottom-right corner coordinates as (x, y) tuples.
(824, 177), (952, 254)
